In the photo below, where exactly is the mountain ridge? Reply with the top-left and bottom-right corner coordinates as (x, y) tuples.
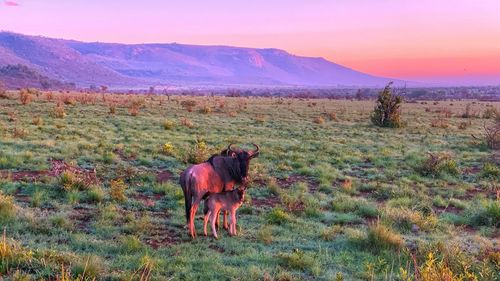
(0, 31), (397, 88)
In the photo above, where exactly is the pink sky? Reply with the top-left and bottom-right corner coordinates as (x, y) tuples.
(1, 0), (500, 84)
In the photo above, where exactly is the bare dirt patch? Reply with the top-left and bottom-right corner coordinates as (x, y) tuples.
(70, 206), (97, 233)
(208, 244), (226, 253)
(113, 147), (137, 161)
(156, 170), (173, 183)
(132, 193), (163, 208)
(252, 196), (280, 208)
(0, 159), (100, 185)
(277, 175), (319, 193)
(143, 223), (182, 249)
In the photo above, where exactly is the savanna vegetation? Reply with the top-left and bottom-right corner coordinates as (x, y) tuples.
(0, 89), (498, 280)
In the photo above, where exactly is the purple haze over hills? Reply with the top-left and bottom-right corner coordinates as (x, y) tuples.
(0, 32), (397, 88)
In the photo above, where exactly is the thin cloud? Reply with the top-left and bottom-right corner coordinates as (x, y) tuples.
(4, 1), (20, 6)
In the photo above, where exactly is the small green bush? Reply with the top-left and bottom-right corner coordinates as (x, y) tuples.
(479, 162), (500, 180)
(278, 249), (318, 273)
(86, 185), (105, 203)
(58, 171), (85, 191)
(163, 119), (175, 130)
(257, 225), (274, 244)
(320, 225), (343, 241)
(465, 200), (500, 227)
(120, 235), (143, 253)
(419, 152), (459, 177)
(72, 255), (104, 280)
(266, 207), (291, 225)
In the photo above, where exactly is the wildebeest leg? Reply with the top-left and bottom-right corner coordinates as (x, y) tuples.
(231, 211), (237, 236)
(189, 196), (202, 238)
(184, 191), (190, 227)
(203, 210), (211, 236)
(215, 210), (221, 230)
(223, 211), (229, 230)
(210, 209), (219, 239)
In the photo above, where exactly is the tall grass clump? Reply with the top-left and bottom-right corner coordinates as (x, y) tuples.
(0, 193), (17, 223)
(110, 179), (127, 202)
(366, 223), (403, 251)
(419, 152), (459, 177)
(53, 102), (66, 118)
(371, 82), (404, 128)
(19, 89), (33, 105)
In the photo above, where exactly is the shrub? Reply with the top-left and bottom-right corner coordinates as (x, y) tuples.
(465, 200), (499, 227)
(255, 115), (266, 124)
(185, 138), (210, 164)
(58, 170), (85, 191)
(461, 103), (479, 118)
(32, 116), (43, 126)
(257, 225), (274, 244)
(331, 194), (378, 218)
(162, 142), (175, 156)
(128, 103), (140, 116)
(109, 103), (117, 114)
(200, 106), (212, 114)
(430, 118), (449, 128)
(366, 223), (403, 250)
(120, 235), (143, 253)
(313, 116), (325, 124)
(110, 179), (127, 202)
(163, 119), (175, 130)
(12, 127), (28, 138)
(45, 91), (54, 101)
(383, 206), (437, 232)
(479, 162), (500, 180)
(19, 89), (33, 105)
(457, 121), (469, 129)
(278, 249), (317, 272)
(371, 82), (404, 128)
(0, 82), (6, 98)
(474, 121), (499, 150)
(327, 112), (337, 121)
(62, 95), (76, 105)
(0, 232), (33, 274)
(180, 117), (194, 128)
(320, 224), (343, 241)
(86, 185), (105, 203)
(50, 214), (73, 230)
(6, 112), (17, 123)
(482, 107), (497, 119)
(124, 214), (152, 234)
(72, 255), (104, 280)
(266, 207), (291, 225)
(419, 152), (459, 177)
(53, 103), (66, 118)
(30, 189), (45, 207)
(180, 100), (197, 108)
(0, 193), (17, 223)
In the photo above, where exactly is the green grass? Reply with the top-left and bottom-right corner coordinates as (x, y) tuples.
(0, 91), (498, 280)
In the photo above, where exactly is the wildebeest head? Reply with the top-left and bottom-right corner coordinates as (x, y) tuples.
(226, 143), (259, 182)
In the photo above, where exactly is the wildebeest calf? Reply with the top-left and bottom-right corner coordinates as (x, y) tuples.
(203, 187), (246, 239)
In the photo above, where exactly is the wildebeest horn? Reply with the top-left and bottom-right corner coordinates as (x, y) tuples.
(250, 143), (260, 157)
(227, 143), (235, 154)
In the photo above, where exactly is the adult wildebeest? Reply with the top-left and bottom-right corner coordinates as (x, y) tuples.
(179, 143), (259, 238)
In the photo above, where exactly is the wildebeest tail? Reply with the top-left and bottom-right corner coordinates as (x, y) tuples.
(180, 170), (192, 225)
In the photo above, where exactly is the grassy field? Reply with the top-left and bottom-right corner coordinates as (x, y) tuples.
(0, 90), (498, 280)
